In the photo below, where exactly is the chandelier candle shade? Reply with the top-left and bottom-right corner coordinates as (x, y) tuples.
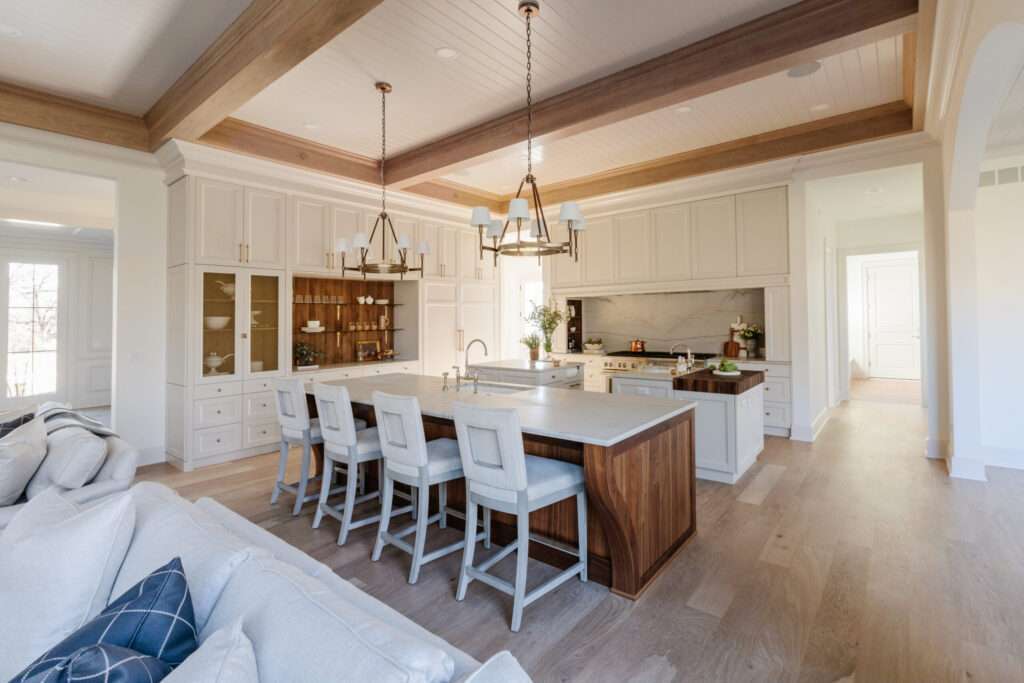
(341, 82), (426, 279)
(468, 0), (584, 264)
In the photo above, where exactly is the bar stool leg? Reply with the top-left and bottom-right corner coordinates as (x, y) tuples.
(511, 507), (530, 632)
(271, 439), (288, 505)
(292, 439), (312, 516)
(483, 506), (492, 550)
(438, 482), (448, 529)
(576, 491), (588, 582)
(408, 483), (431, 584)
(312, 454), (334, 529)
(456, 501), (478, 601)
(338, 452), (359, 546)
(372, 474), (395, 562)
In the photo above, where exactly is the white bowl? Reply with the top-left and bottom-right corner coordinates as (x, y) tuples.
(356, 296), (367, 304)
(205, 316), (231, 330)
(376, 299), (389, 305)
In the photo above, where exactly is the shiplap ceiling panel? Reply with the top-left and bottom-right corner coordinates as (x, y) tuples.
(444, 37), (906, 192)
(0, 0), (251, 114)
(234, 0), (803, 158)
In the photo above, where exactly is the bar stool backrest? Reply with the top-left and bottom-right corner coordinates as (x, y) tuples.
(273, 378), (310, 435)
(313, 383), (358, 450)
(452, 403), (528, 496)
(372, 391), (428, 471)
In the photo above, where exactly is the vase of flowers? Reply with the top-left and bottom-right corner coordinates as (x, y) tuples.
(521, 333), (541, 362)
(738, 323), (763, 357)
(525, 300), (566, 358)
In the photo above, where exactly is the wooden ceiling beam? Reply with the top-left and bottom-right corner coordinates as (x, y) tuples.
(0, 82), (148, 150)
(524, 102), (914, 206)
(402, 180), (505, 213)
(384, 0), (918, 187)
(144, 0), (382, 150)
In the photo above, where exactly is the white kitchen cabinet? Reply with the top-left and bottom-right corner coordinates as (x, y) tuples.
(550, 353), (606, 392)
(736, 187), (789, 276)
(691, 195), (737, 279)
(419, 221), (460, 279)
(652, 204), (692, 282)
(243, 188), (286, 269)
(458, 228), (481, 281)
(195, 177), (244, 266)
(422, 281), (459, 376)
(331, 205), (361, 269)
(674, 384), (764, 484)
(611, 376), (673, 398)
(614, 211), (652, 283)
(764, 285), (791, 361)
(459, 281), (498, 363)
(736, 360), (792, 437)
(419, 222), (442, 278)
(290, 198), (332, 272)
(583, 217), (615, 284)
(549, 221), (582, 288)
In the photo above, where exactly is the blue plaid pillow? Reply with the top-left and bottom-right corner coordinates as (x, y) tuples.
(17, 644), (172, 683)
(13, 557), (198, 680)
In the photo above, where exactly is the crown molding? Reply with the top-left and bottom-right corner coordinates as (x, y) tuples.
(0, 122), (160, 171)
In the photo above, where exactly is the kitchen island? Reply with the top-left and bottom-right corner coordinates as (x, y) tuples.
(466, 358), (584, 388)
(311, 373), (697, 599)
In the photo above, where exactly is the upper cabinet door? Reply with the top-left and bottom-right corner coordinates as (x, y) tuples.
(438, 225), (458, 279)
(652, 204), (692, 282)
(582, 217), (615, 285)
(419, 222), (442, 277)
(614, 211), (652, 283)
(764, 285), (791, 361)
(391, 216), (419, 271)
(549, 220), (581, 288)
(736, 187), (789, 276)
(332, 206), (361, 271)
(691, 195), (737, 280)
(289, 198), (331, 272)
(243, 188), (286, 269)
(195, 178), (244, 266)
(457, 228), (480, 281)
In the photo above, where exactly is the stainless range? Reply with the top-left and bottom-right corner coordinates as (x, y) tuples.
(599, 351), (717, 389)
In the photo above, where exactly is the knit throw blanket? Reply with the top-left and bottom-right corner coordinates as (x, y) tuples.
(34, 402), (118, 439)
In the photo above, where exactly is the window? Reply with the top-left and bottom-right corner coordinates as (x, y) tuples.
(6, 262), (59, 398)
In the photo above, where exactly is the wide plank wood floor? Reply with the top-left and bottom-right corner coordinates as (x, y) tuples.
(139, 400), (1024, 682)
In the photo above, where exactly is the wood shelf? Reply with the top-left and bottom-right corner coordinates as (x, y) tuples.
(296, 328), (403, 335)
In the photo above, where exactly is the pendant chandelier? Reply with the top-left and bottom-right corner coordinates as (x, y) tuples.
(468, 0), (585, 263)
(340, 82), (427, 279)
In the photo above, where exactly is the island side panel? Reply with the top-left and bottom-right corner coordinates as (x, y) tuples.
(584, 409), (696, 599)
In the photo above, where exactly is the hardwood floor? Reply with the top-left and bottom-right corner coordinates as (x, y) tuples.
(849, 378), (922, 405)
(138, 400), (1024, 682)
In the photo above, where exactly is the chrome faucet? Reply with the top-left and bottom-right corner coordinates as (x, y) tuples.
(451, 366), (462, 390)
(669, 341), (690, 356)
(465, 338), (488, 374)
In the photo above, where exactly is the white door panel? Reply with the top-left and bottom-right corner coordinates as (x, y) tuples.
(866, 257), (920, 379)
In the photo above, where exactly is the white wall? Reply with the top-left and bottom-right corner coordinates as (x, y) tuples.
(836, 213), (923, 250)
(0, 123), (168, 465)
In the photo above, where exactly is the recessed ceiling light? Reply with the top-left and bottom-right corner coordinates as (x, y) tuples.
(675, 105), (694, 114)
(435, 47), (459, 60)
(787, 61), (822, 78)
(4, 218), (64, 227)
(0, 24), (23, 38)
(303, 122), (320, 130)
(7, 176), (28, 183)
(865, 186), (884, 196)
(810, 103), (831, 113)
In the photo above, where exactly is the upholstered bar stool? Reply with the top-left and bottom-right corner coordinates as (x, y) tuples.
(271, 377), (366, 516)
(452, 402), (587, 632)
(311, 383), (414, 545)
(371, 391), (490, 584)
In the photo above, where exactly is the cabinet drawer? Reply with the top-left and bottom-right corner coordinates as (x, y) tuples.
(244, 378), (277, 394)
(763, 378), (791, 402)
(763, 402), (791, 428)
(194, 395), (243, 428)
(244, 419), (280, 448)
(194, 424), (242, 458)
(736, 362), (791, 378)
(194, 382), (242, 400)
(244, 391), (276, 420)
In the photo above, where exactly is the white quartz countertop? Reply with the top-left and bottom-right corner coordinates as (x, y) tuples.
(467, 359), (583, 372)
(312, 373), (695, 447)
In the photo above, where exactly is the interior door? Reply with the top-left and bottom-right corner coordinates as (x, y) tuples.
(866, 256), (920, 379)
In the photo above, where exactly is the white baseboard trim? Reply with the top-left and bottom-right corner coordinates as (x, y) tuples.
(790, 408), (832, 443)
(696, 467), (741, 485)
(980, 445), (1024, 471)
(947, 455), (988, 481)
(925, 438), (949, 460)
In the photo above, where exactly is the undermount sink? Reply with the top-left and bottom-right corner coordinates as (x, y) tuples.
(452, 382), (529, 395)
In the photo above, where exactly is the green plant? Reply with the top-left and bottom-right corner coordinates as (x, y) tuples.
(520, 333), (541, 350)
(525, 300), (566, 353)
(294, 341), (323, 367)
(738, 323), (762, 340)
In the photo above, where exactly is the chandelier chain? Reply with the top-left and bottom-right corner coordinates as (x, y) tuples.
(380, 85), (387, 213)
(525, 9), (533, 176)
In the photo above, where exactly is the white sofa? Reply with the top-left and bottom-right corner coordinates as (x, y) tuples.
(0, 434), (137, 529)
(121, 482), (528, 682)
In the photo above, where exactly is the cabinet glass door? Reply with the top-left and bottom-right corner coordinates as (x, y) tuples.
(249, 273), (280, 375)
(201, 271), (238, 379)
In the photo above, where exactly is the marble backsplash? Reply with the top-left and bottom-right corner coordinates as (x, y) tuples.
(581, 289), (764, 354)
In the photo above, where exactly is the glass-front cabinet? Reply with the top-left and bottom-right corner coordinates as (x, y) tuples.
(197, 267), (284, 384)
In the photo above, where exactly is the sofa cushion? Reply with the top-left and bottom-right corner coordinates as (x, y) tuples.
(25, 425), (108, 498)
(0, 409), (34, 438)
(2, 484), (78, 541)
(0, 491), (136, 680)
(112, 483), (255, 632)
(0, 416), (47, 505)
(165, 620), (258, 683)
(14, 557), (199, 679)
(18, 644), (173, 683)
(202, 555), (456, 683)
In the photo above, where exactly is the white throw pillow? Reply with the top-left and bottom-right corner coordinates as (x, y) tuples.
(0, 491), (136, 680)
(0, 416), (47, 505)
(463, 651), (532, 682)
(165, 620), (258, 682)
(2, 485), (78, 541)
(111, 483), (254, 632)
(25, 426), (108, 499)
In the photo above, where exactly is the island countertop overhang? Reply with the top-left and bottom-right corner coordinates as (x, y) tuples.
(312, 373), (696, 447)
